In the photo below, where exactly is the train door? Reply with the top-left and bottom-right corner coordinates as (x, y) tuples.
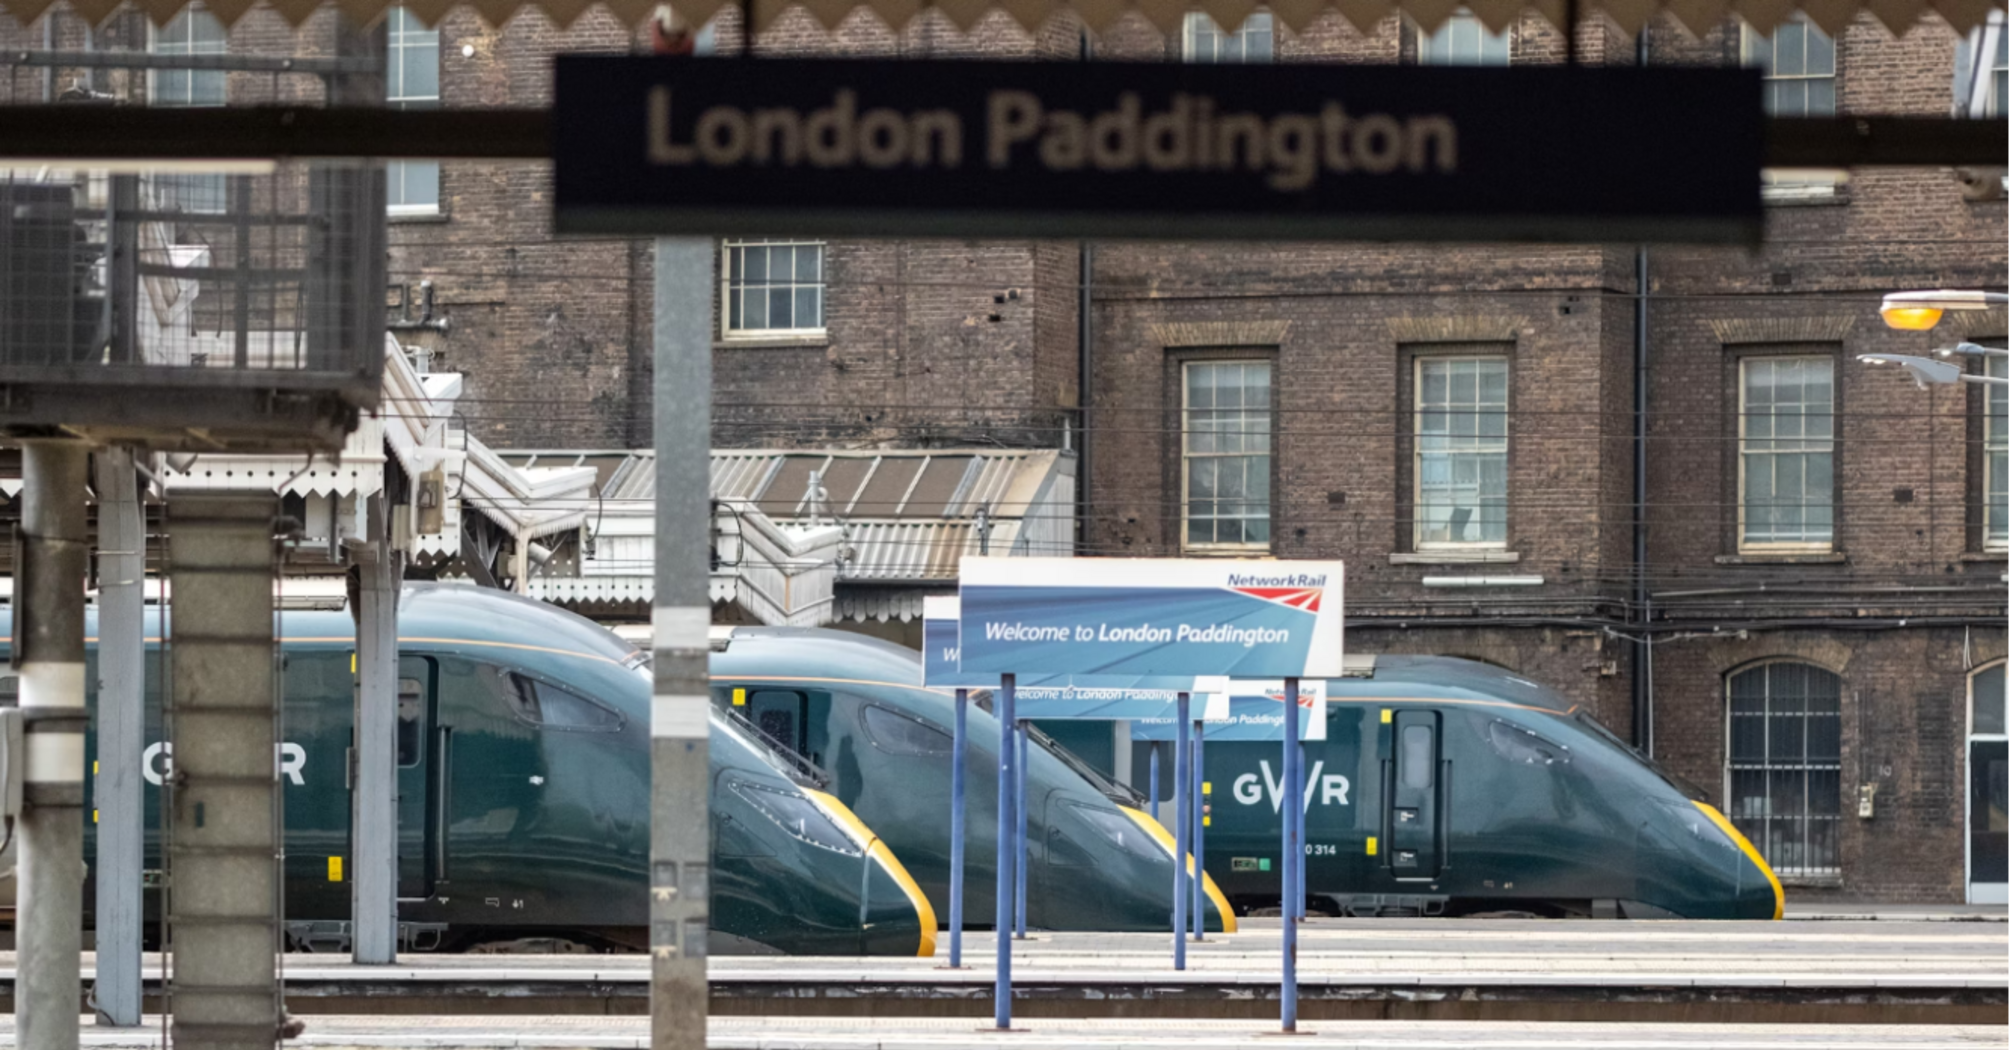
(1384, 709), (1446, 880)
(395, 656), (441, 900)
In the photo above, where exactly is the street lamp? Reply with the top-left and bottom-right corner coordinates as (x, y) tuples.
(1878, 290), (2010, 332)
(1856, 353), (1969, 389)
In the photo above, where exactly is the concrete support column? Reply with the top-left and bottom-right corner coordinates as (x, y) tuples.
(350, 494), (400, 964)
(650, 236), (712, 1050)
(166, 495), (282, 1050)
(15, 441), (90, 1050)
(92, 447), (146, 1027)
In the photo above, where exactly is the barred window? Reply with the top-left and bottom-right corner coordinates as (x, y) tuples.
(387, 8), (442, 215)
(1727, 662), (1842, 877)
(1416, 356), (1508, 548)
(1419, 11), (1509, 66)
(1740, 356), (1834, 550)
(722, 240), (825, 336)
(1182, 361), (1272, 549)
(1182, 12), (1273, 63)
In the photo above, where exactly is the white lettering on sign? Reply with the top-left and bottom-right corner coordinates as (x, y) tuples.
(1235, 760), (1349, 813)
(143, 741), (306, 787)
(645, 87), (1457, 195)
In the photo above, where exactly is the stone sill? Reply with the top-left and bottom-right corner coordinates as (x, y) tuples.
(1714, 552), (1848, 565)
(1390, 551), (1521, 565)
(1959, 551), (2008, 563)
(1777, 875), (1845, 889)
(715, 335), (829, 350)
(388, 209), (449, 225)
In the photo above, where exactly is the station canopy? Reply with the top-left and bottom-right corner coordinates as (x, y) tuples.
(5, 0), (1998, 47)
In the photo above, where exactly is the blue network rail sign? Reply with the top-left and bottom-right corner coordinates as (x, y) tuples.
(1132, 683), (1329, 742)
(956, 557), (1344, 679)
(924, 595), (1195, 718)
(552, 57), (1763, 244)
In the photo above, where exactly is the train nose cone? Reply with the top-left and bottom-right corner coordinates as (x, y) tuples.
(1693, 801), (1784, 920)
(808, 790), (939, 956)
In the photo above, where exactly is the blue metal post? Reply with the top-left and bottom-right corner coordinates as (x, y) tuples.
(1148, 742), (1160, 824)
(1172, 692), (1189, 970)
(995, 674), (1017, 1028)
(1191, 723), (1205, 941)
(949, 688), (967, 968)
(1281, 677), (1300, 1032)
(1014, 722), (1029, 939)
(1295, 740), (1308, 921)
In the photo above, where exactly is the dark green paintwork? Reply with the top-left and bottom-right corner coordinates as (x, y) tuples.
(709, 626), (1230, 933)
(5, 585), (927, 955)
(1190, 656), (1780, 920)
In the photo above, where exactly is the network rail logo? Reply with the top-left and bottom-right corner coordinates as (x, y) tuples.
(1226, 573), (1328, 614)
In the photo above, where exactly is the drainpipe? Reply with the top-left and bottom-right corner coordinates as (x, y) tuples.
(1631, 23), (1654, 756)
(1076, 28), (1094, 558)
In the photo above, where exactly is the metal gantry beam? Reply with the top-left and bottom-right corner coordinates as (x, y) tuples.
(0, 109), (1999, 167)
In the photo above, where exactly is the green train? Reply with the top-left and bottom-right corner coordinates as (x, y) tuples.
(707, 626), (1237, 933)
(1, 585), (936, 956)
(1169, 656), (1784, 920)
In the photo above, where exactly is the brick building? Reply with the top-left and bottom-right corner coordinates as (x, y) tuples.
(3, 0), (2003, 903)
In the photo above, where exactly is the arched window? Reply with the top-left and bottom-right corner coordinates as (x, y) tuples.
(1726, 662), (1842, 876)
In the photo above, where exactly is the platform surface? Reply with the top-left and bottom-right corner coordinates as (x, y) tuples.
(0, 1015), (2005, 1049)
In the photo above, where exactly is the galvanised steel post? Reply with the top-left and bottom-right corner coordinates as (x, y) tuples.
(1014, 723), (1028, 939)
(948, 687), (967, 968)
(16, 441), (89, 1050)
(651, 235), (713, 1050)
(1172, 692), (1188, 971)
(1281, 677), (1300, 1032)
(993, 673), (1017, 1028)
(352, 494), (400, 964)
(1181, 720), (1197, 941)
(92, 447), (145, 1028)
(1148, 742), (1159, 824)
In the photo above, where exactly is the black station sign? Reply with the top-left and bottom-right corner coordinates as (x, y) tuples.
(552, 57), (1762, 243)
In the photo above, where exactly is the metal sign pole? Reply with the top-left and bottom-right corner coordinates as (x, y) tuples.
(1014, 724), (1029, 939)
(993, 673), (1017, 1028)
(1281, 677), (1301, 1032)
(1295, 740), (1309, 921)
(1148, 743), (1160, 824)
(949, 687), (967, 968)
(1181, 720), (1197, 941)
(1172, 692), (1189, 971)
(649, 235), (713, 1050)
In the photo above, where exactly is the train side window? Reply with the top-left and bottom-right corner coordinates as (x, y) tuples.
(1486, 721), (1570, 766)
(396, 677), (425, 766)
(860, 704), (951, 757)
(1400, 724), (1436, 789)
(506, 673), (623, 732)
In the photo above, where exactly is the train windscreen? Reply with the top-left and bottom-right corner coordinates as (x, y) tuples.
(1571, 711), (1711, 803)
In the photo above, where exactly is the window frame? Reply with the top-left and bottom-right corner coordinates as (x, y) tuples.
(1722, 659), (1844, 879)
(1180, 11), (1275, 63)
(1742, 16), (1841, 199)
(719, 239), (828, 340)
(1412, 353), (1510, 551)
(386, 7), (443, 217)
(1984, 353), (2008, 552)
(1415, 10), (1511, 67)
(146, 6), (230, 216)
(1178, 356), (1276, 554)
(1735, 352), (1838, 554)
